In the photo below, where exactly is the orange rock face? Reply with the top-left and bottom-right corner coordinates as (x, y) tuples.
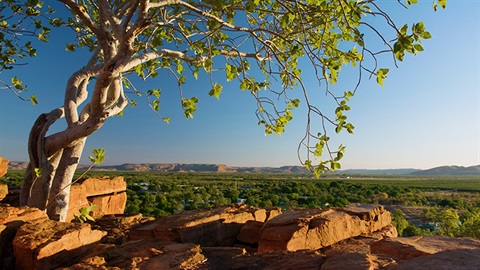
(392, 249), (480, 270)
(130, 204), (274, 247)
(65, 239), (205, 270)
(0, 206), (48, 268)
(66, 176), (127, 222)
(0, 184), (7, 201)
(237, 220), (264, 244)
(0, 157), (8, 179)
(371, 235), (480, 260)
(2, 202), (479, 270)
(258, 204), (392, 252)
(13, 219), (106, 270)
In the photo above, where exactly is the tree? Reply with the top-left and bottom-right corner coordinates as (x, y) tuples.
(0, 0), (445, 221)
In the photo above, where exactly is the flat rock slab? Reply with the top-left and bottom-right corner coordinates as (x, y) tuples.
(129, 204), (272, 247)
(65, 239), (205, 270)
(231, 250), (325, 270)
(258, 204), (392, 252)
(13, 219), (106, 270)
(389, 249), (480, 270)
(73, 176), (127, 197)
(371, 235), (480, 260)
(67, 176), (127, 222)
(321, 253), (385, 270)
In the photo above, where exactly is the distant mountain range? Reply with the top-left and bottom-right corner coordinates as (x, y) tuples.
(6, 161), (480, 176)
(409, 165), (480, 176)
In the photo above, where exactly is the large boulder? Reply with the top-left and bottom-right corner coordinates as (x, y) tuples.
(67, 176), (127, 222)
(371, 235), (480, 260)
(0, 205), (48, 269)
(129, 204), (272, 247)
(258, 204), (392, 252)
(13, 219), (106, 270)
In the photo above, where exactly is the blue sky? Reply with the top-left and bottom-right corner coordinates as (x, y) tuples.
(0, 1), (479, 169)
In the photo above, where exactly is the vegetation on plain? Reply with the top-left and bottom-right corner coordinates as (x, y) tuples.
(3, 170), (478, 238)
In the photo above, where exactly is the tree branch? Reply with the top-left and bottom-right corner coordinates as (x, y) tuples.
(58, 0), (100, 36)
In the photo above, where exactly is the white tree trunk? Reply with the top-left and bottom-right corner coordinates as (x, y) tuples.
(46, 138), (86, 221)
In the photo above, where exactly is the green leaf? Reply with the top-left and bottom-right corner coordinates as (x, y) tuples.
(305, 160), (312, 171)
(163, 117), (170, 124)
(438, 0), (447, 9)
(203, 59), (213, 73)
(152, 100), (160, 110)
(421, 32), (432, 39)
(147, 89), (161, 98)
(11, 77), (23, 90)
(344, 91), (354, 101)
(29, 95), (38, 105)
(192, 68), (200, 80)
(376, 68), (389, 86)
(331, 162), (341, 171)
(66, 43), (75, 52)
(178, 76), (186, 85)
(34, 168), (42, 178)
(225, 64), (238, 81)
(89, 148), (105, 164)
(399, 24), (408, 35)
(176, 63), (184, 74)
(413, 22), (425, 34)
(37, 33), (48, 42)
(182, 97), (199, 118)
(413, 44), (424, 52)
(208, 83), (223, 100)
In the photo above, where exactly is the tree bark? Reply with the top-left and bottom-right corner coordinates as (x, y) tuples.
(20, 109), (64, 208)
(46, 138), (86, 221)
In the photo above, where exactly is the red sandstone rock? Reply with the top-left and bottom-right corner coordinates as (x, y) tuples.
(129, 204), (266, 247)
(65, 240), (205, 270)
(197, 247), (326, 269)
(0, 205), (48, 269)
(199, 247), (247, 269)
(365, 224), (398, 240)
(0, 184), (7, 201)
(321, 252), (382, 270)
(237, 220), (264, 244)
(266, 207), (283, 221)
(228, 250), (325, 270)
(258, 204), (392, 252)
(89, 192), (127, 218)
(77, 177), (127, 197)
(389, 249), (480, 270)
(371, 235), (480, 260)
(13, 219), (106, 270)
(340, 204), (392, 233)
(66, 177), (127, 222)
(91, 214), (154, 245)
(0, 157), (8, 178)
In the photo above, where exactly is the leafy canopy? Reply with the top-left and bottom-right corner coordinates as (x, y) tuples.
(0, 0), (445, 176)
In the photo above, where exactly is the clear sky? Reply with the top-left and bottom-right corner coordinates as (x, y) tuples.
(0, 1), (479, 169)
